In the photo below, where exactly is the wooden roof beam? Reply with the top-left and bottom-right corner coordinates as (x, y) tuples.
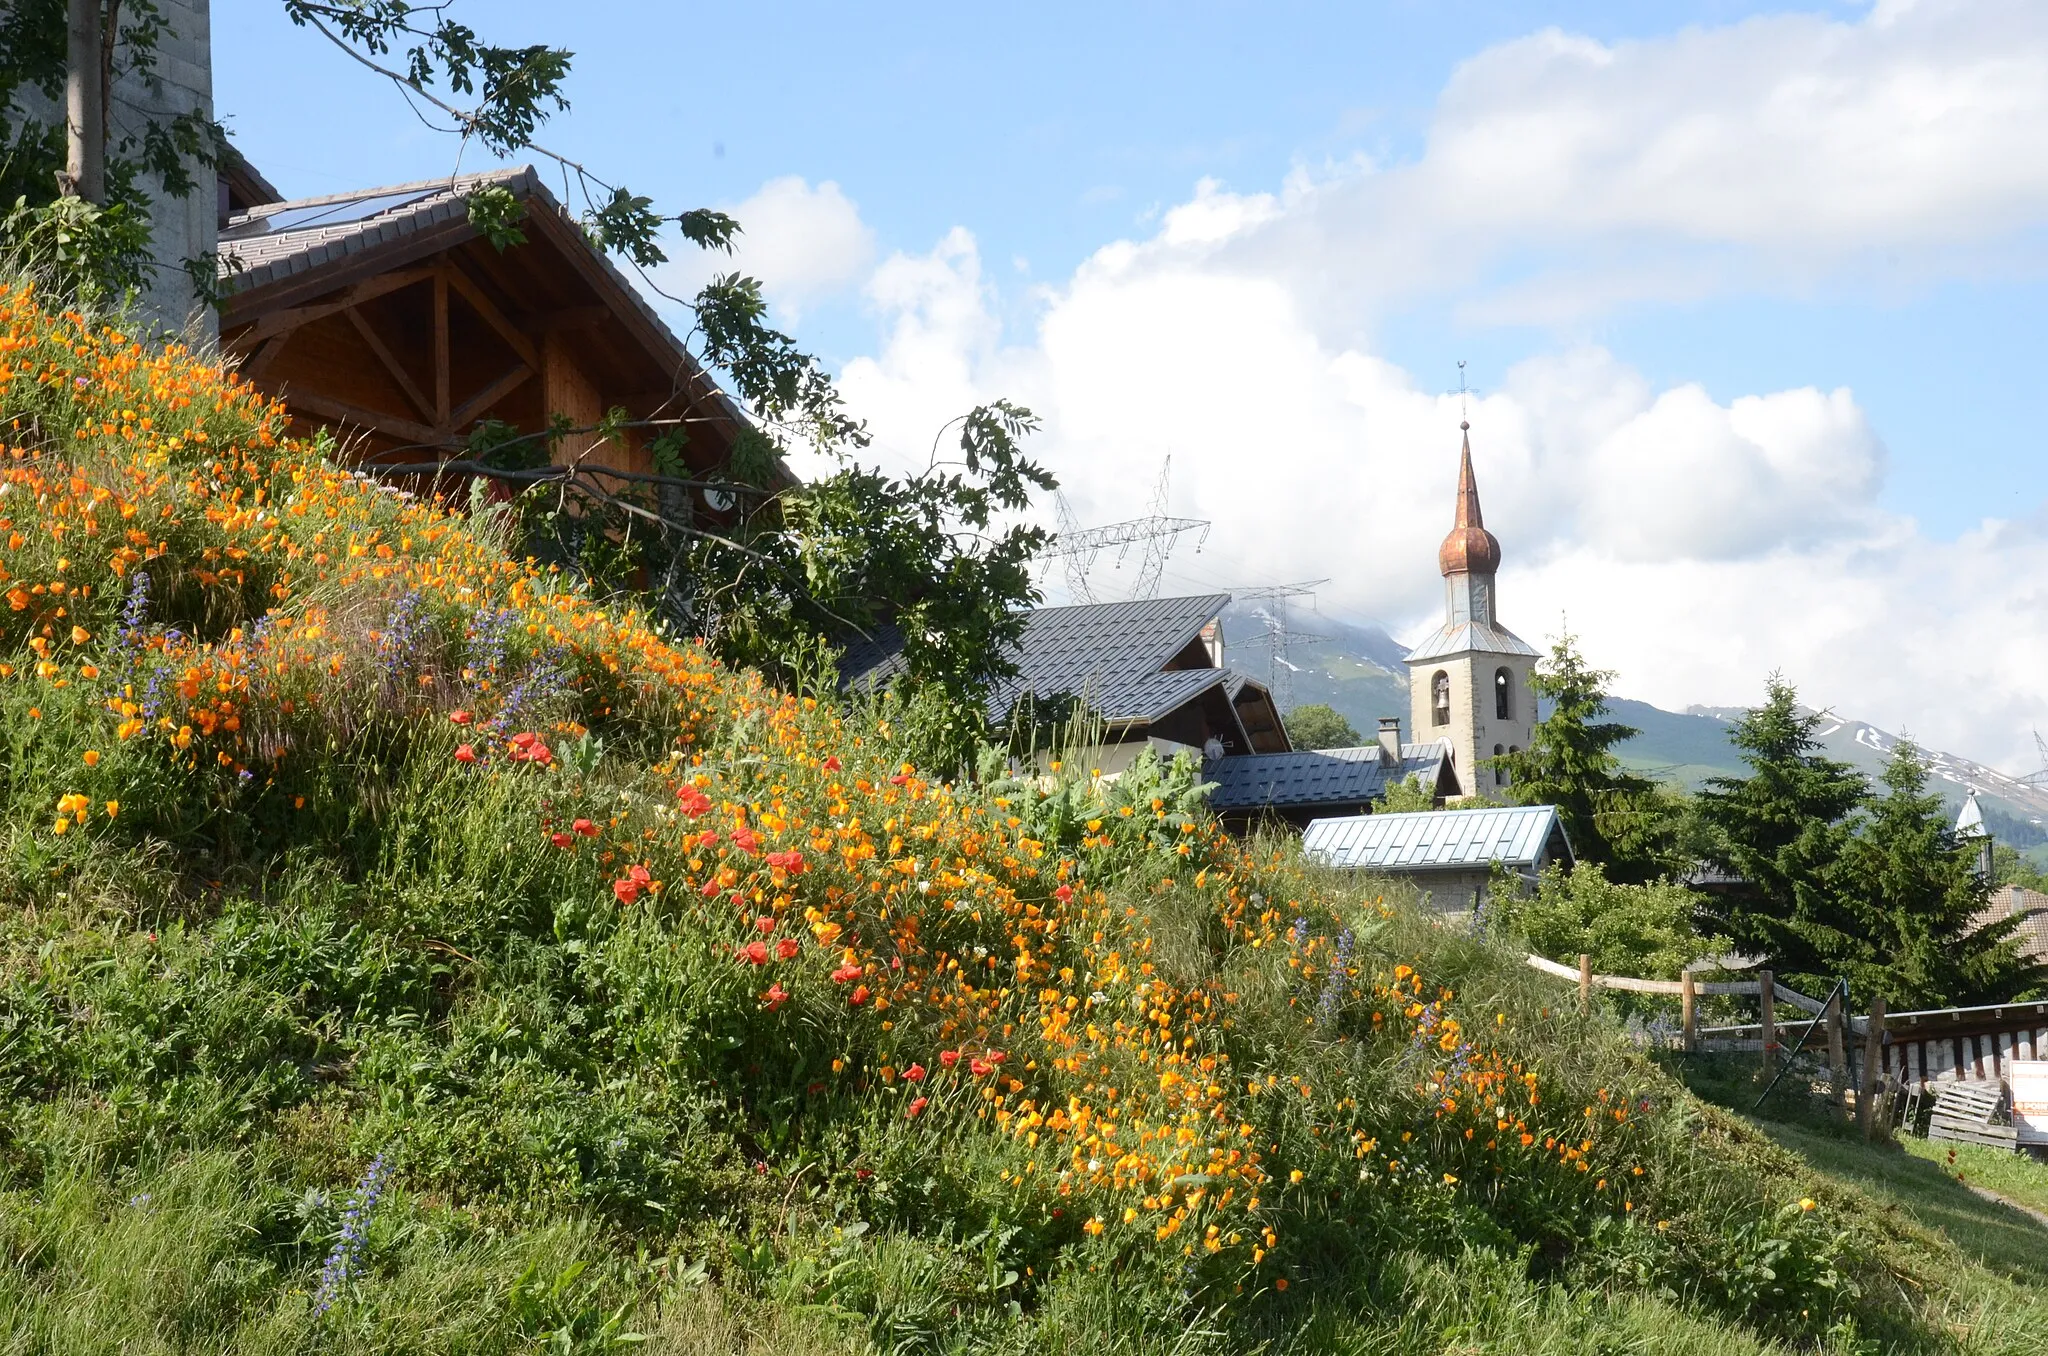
(440, 257), (541, 369)
(224, 266), (437, 348)
(346, 309), (438, 424)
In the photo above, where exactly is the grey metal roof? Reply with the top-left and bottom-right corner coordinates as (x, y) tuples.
(1955, 789), (1987, 837)
(1204, 741), (1451, 811)
(1301, 804), (1573, 873)
(1403, 618), (1539, 663)
(845, 594), (1233, 727)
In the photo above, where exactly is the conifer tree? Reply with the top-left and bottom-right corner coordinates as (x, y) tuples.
(1694, 677), (1868, 990)
(1837, 740), (2046, 1006)
(1494, 632), (1670, 880)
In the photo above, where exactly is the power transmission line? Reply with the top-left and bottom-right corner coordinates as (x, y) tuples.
(1042, 457), (1210, 602)
(1234, 580), (1330, 709)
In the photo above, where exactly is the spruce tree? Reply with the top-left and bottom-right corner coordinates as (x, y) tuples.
(1837, 740), (2047, 1007)
(1495, 632), (1669, 879)
(1694, 677), (1868, 990)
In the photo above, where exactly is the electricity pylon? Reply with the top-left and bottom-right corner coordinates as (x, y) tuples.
(1043, 457), (1210, 603)
(1235, 580), (1330, 709)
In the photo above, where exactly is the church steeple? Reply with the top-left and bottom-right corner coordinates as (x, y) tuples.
(1437, 422), (1502, 578)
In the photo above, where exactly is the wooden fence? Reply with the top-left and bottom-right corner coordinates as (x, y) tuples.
(1522, 953), (2048, 1141)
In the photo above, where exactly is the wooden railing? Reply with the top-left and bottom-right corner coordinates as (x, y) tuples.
(1524, 951), (2048, 1142)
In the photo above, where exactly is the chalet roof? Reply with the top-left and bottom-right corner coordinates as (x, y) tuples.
(844, 594), (1238, 727)
(1204, 741), (1453, 812)
(220, 166), (550, 292)
(1301, 804), (1574, 874)
(1980, 885), (2048, 963)
(215, 164), (779, 483)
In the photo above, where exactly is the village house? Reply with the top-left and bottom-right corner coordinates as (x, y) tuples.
(842, 594), (1290, 773)
(213, 166), (783, 512)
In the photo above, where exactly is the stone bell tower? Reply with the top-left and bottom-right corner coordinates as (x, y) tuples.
(1404, 422), (1537, 796)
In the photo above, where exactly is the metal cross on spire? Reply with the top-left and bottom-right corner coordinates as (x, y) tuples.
(1445, 359), (1481, 425)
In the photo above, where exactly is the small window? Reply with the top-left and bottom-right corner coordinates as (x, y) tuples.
(1495, 667), (1513, 720)
(1493, 743), (1506, 786)
(1431, 671), (1451, 726)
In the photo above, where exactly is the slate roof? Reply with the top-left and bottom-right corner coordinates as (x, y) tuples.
(844, 594), (1235, 726)
(1404, 618), (1539, 663)
(1301, 805), (1574, 873)
(1204, 741), (1452, 811)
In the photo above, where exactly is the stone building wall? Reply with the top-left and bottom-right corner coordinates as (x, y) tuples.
(8, 1), (217, 337)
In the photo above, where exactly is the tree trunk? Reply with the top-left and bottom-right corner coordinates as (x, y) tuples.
(63, 0), (106, 201)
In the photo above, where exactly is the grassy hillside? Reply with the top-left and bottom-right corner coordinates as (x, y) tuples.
(2, 284), (2047, 1352)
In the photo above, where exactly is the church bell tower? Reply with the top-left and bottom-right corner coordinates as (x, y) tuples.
(1404, 423), (1537, 797)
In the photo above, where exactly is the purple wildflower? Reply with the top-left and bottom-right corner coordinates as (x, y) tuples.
(311, 1152), (390, 1317)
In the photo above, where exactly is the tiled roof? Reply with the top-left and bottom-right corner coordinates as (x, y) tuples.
(1301, 804), (1573, 873)
(1204, 741), (1451, 811)
(1404, 618), (1539, 662)
(844, 594), (1232, 727)
(1979, 885), (2048, 963)
(218, 167), (533, 294)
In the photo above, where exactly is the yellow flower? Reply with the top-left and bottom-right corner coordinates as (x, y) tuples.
(1083, 1217), (1104, 1236)
(51, 817), (71, 835)
(1289, 1169), (1303, 1184)
(70, 625), (90, 645)
(104, 801), (118, 818)
(56, 793), (90, 817)
(1443, 1173), (1459, 1185)
(1122, 1207), (1139, 1223)
(82, 750), (100, 767)
(1798, 1198), (1815, 1212)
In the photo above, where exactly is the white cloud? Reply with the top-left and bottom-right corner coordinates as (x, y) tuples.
(1190, 0), (2048, 322)
(657, 176), (874, 322)
(815, 1), (2048, 772)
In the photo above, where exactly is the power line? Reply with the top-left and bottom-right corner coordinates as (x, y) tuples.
(1234, 580), (1331, 709)
(1042, 457), (1210, 602)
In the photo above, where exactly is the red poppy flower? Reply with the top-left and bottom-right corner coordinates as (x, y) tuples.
(823, 756), (842, 771)
(905, 1096), (928, 1119)
(695, 830), (720, 848)
(855, 1168), (872, 1181)
(888, 773), (908, 786)
(765, 850), (805, 873)
(613, 878), (642, 905)
(675, 786), (713, 817)
(754, 915), (777, 934)
(971, 1057), (994, 1077)
(550, 831), (574, 849)
(903, 1063), (927, 1082)
(849, 985), (869, 1006)
(454, 743), (477, 764)
(730, 827), (761, 854)
(740, 940), (770, 965)
(775, 937), (800, 960)
(939, 1050), (961, 1068)
(699, 880), (720, 898)
(1054, 884), (1074, 904)
(572, 818), (597, 837)
(763, 982), (788, 1010)
(831, 963), (863, 984)
(627, 865), (652, 885)
(449, 710), (473, 725)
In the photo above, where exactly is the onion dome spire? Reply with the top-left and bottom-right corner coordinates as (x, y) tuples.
(1437, 421), (1502, 577)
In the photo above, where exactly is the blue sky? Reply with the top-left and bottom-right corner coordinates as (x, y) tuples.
(217, 1), (2048, 767)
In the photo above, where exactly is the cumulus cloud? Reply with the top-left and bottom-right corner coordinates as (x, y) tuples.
(813, 1), (2048, 771)
(1209, 0), (2048, 322)
(657, 176), (874, 322)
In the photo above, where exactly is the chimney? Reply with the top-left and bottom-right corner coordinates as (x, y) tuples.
(1377, 717), (1402, 768)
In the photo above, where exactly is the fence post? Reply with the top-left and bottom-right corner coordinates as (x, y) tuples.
(1758, 970), (1775, 1082)
(1858, 994), (1887, 1141)
(1681, 971), (1697, 1053)
(1824, 987), (1846, 1114)
(1578, 954), (1592, 1015)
